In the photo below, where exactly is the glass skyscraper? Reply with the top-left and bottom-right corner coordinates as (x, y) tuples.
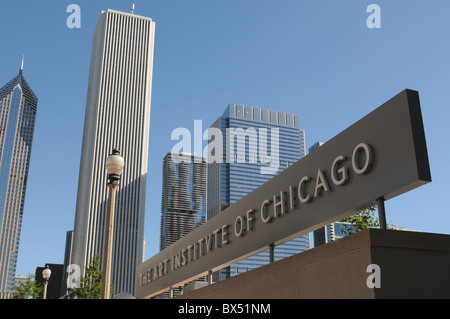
(158, 152), (207, 298)
(160, 153), (207, 251)
(0, 62), (38, 293)
(207, 104), (310, 281)
(71, 9), (155, 297)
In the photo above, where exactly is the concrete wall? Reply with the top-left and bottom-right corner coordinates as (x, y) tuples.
(177, 229), (450, 299)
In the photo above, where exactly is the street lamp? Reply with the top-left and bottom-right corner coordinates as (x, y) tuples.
(42, 265), (51, 299)
(101, 147), (124, 299)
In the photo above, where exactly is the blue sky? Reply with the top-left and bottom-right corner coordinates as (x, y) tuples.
(0, 0), (448, 278)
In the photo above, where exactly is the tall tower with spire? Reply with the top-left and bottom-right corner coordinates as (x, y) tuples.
(0, 58), (38, 294)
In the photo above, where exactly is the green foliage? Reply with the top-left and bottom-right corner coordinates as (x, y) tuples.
(65, 254), (113, 299)
(12, 274), (42, 299)
(340, 205), (399, 235)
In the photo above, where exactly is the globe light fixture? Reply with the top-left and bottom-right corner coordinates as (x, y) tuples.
(42, 265), (51, 299)
(105, 147), (124, 184)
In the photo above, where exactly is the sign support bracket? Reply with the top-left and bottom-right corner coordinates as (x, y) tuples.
(269, 243), (275, 263)
(377, 197), (387, 229)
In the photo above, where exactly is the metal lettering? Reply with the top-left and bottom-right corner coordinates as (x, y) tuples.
(174, 252), (181, 269)
(314, 169), (330, 197)
(246, 209), (255, 231)
(222, 224), (230, 245)
(273, 191), (286, 218)
(187, 244), (194, 262)
(261, 199), (272, 223)
(331, 155), (349, 186)
(181, 248), (187, 266)
(352, 143), (373, 174)
(212, 228), (221, 249)
(288, 186), (296, 209)
(197, 238), (205, 256)
(234, 215), (245, 237)
(205, 233), (213, 252)
(298, 176), (312, 203)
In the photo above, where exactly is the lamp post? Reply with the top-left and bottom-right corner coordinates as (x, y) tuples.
(42, 265), (51, 299)
(101, 147), (124, 299)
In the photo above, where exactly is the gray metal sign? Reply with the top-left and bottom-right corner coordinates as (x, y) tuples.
(136, 89), (431, 298)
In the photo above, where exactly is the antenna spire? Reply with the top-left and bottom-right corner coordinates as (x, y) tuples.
(19, 55), (24, 74)
(131, 3), (135, 14)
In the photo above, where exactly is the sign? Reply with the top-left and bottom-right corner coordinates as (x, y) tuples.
(136, 89), (431, 298)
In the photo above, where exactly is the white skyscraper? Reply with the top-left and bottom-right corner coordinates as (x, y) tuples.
(71, 9), (155, 297)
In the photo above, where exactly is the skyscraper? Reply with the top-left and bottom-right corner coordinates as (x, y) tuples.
(71, 9), (155, 296)
(159, 152), (207, 298)
(160, 153), (207, 251)
(0, 60), (38, 293)
(207, 104), (310, 281)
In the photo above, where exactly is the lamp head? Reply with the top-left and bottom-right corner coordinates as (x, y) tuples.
(106, 147), (124, 184)
(42, 265), (51, 281)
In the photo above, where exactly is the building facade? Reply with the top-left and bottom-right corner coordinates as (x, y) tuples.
(160, 153), (207, 251)
(0, 63), (37, 293)
(207, 104), (310, 280)
(313, 223), (352, 247)
(71, 9), (155, 297)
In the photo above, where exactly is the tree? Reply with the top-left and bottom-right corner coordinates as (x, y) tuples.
(12, 274), (42, 299)
(340, 205), (399, 235)
(65, 254), (113, 299)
